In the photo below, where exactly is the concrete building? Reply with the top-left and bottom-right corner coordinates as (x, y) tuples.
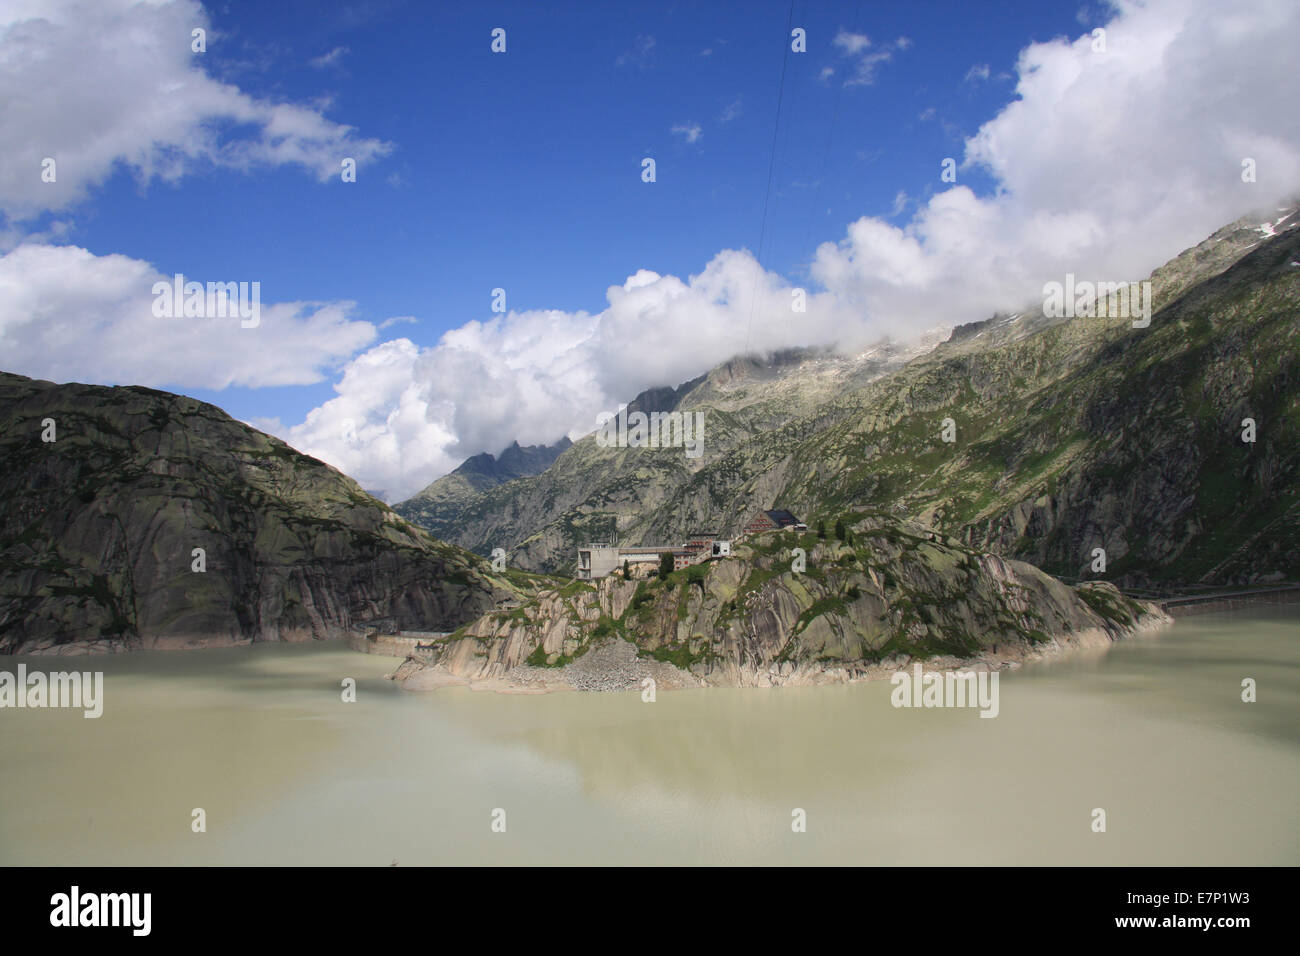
(576, 531), (724, 580)
(577, 514), (801, 580)
(576, 544), (679, 580)
(576, 544), (622, 580)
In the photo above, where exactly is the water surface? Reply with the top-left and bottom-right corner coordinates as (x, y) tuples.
(2, 607), (1296, 865)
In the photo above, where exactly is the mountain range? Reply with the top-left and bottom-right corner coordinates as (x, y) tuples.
(2, 202), (1296, 664)
(396, 202), (1300, 589)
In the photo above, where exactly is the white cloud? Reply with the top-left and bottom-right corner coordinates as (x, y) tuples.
(831, 29), (907, 86)
(308, 46), (349, 69)
(273, 252), (863, 500)
(965, 63), (991, 82)
(832, 30), (871, 56)
(0, 243), (376, 388)
(811, 0), (1300, 329)
(0, 0), (390, 221)
(672, 122), (703, 144)
(276, 339), (457, 499)
(615, 34), (655, 68)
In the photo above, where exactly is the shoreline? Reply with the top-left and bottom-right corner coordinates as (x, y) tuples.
(21, 586), (1300, 663)
(389, 606), (1175, 696)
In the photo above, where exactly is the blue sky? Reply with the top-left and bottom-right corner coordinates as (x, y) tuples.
(3, 0), (1297, 498)
(19, 0), (1090, 422)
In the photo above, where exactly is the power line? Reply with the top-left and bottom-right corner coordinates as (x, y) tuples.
(803, 0), (861, 266)
(743, 0), (797, 358)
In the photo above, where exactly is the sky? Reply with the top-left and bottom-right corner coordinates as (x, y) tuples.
(2, 0), (1299, 500)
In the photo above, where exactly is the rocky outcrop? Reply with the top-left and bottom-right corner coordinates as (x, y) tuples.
(397, 517), (1167, 690)
(0, 374), (523, 654)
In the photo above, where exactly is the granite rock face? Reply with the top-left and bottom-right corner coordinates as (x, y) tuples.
(408, 517), (1166, 687)
(0, 374), (520, 654)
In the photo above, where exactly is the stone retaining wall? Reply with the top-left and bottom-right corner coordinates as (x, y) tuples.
(347, 632), (448, 657)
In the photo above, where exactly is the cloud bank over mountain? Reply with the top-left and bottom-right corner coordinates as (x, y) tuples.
(1, 0), (1297, 499)
(276, 0), (1300, 499)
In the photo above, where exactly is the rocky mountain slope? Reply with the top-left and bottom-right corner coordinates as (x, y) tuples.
(397, 203), (1300, 587)
(402, 517), (1164, 689)
(771, 206), (1300, 586)
(0, 374), (525, 654)
(397, 437), (571, 536)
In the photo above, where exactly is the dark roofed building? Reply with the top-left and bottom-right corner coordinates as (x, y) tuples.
(744, 509), (807, 535)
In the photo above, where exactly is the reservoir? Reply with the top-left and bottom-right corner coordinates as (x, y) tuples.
(2, 607), (1296, 865)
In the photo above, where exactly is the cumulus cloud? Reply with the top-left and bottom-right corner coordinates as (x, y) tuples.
(0, 244), (376, 388)
(280, 0), (1300, 500)
(273, 255), (861, 499)
(275, 339), (456, 501)
(812, 0), (1300, 329)
(0, 0), (390, 221)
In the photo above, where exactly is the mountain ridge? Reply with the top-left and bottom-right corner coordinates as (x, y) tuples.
(0, 373), (527, 654)
(394, 202), (1300, 587)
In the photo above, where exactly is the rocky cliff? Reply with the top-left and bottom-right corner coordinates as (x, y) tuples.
(0, 373), (525, 654)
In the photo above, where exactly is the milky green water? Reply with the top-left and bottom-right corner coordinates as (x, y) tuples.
(1, 607), (1297, 865)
